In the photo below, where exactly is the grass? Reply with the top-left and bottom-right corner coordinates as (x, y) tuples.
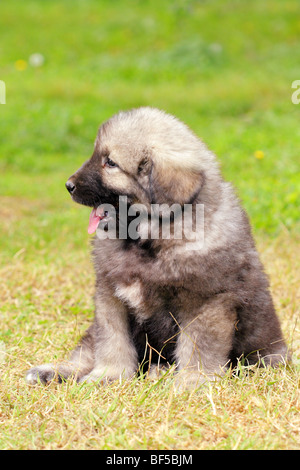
(0, 0), (299, 450)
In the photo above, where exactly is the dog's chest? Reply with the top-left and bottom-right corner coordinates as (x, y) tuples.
(115, 281), (145, 313)
(114, 280), (175, 320)
(115, 280), (182, 321)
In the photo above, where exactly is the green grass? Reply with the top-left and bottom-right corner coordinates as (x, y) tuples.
(0, 0), (299, 450)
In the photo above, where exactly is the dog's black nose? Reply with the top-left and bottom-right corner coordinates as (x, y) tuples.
(65, 180), (75, 194)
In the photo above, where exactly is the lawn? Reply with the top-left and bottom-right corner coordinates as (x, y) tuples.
(0, 0), (299, 450)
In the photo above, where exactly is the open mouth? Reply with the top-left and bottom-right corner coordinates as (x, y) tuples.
(88, 207), (110, 234)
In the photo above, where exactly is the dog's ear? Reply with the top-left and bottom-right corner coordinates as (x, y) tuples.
(149, 162), (204, 205)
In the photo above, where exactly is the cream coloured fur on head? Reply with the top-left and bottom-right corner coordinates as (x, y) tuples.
(95, 107), (221, 205)
(96, 107), (220, 174)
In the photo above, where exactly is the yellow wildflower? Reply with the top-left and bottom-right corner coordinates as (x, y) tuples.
(254, 150), (264, 159)
(15, 60), (27, 71)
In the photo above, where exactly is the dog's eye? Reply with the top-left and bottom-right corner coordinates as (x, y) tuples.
(105, 157), (118, 168)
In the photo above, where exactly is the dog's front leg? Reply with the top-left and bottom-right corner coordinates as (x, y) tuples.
(175, 295), (237, 388)
(79, 290), (138, 384)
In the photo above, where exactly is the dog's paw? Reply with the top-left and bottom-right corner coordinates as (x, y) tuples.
(78, 366), (133, 385)
(78, 369), (109, 385)
(25, 364), (59, 385)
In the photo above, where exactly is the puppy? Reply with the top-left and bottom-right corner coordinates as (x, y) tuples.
(26, 107), (289, 387)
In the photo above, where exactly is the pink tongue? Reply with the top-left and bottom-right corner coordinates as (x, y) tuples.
(88, 208), (101, 234)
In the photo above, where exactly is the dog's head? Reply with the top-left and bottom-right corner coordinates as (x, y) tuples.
(66, 107), (219, 234)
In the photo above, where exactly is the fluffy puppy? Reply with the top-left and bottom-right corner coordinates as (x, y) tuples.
(26, 107), (289, 387)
